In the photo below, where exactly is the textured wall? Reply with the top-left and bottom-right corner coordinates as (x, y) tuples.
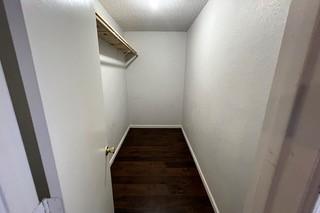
(182, 0), (292, 212)
(125, 32), (186, 125)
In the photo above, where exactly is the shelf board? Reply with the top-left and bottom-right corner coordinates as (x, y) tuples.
(95, 12), (137, 63)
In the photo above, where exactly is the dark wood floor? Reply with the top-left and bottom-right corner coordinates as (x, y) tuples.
(111, 128), (214, 213)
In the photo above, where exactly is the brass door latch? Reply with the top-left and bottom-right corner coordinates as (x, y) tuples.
(105, 146), (115, 156)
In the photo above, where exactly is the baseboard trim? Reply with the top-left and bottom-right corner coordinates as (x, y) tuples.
(181, 127), (220, 213)
(130, 124), (182, 128)
(109, 125), (130, 165)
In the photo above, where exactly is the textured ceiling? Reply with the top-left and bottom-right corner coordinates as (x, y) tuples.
(100, 0), (208, 31)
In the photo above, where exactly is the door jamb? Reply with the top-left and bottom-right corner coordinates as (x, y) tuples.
(0, 0), (64, 208)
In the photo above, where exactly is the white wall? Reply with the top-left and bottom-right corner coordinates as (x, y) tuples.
(125, 32), (186, 125)
(182, 0), (292, 212)
(20, 1), (114, 212)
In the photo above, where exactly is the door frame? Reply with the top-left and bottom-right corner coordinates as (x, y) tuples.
(300, 157), (320, 213)
(264, 4), (320, 212)
(243, 0), (320, 212)
(0, 0), (63, 207)
(296, 12), (320, 212)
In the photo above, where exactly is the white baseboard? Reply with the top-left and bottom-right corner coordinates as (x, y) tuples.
(130, 124), (182, 128)
(109, 125), (130, 165)
(181, 127), (220, 213)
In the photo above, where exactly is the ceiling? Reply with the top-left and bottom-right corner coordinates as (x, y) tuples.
(100, 0), (208, 31)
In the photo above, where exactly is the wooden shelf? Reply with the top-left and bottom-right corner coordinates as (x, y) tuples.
(95, 13), (137, 63)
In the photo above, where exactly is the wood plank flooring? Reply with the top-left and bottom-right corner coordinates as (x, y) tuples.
(111, 128), (214, 213)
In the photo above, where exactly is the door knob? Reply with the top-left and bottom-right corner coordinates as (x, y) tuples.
(105, 146), (115, 156)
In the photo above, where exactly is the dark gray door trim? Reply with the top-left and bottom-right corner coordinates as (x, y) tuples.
(0, 0), (50, 201)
